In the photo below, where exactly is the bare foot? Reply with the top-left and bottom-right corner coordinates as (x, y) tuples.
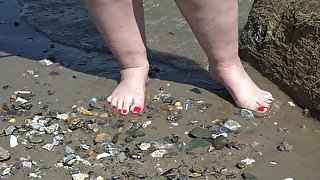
(210, 58), (274, 113)
(106, 65), (149, 115)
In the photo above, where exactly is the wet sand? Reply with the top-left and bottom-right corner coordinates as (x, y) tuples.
(0, 0), (320, 179)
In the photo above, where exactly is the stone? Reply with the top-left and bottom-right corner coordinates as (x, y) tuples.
(10, 135), (18, 147)
(238, 109), (255, 118)
(277, 142), (294, 152)
(241, 158), (256, 166)
(241, 172), (259, 180)
(89, 98), (102, 109)
(132, 131), (145, 138)
(163, 152), (178, 158)
(96, 153), (111, 160)
(211, 136), (229, 150)
(139, 143), (151, 151)
(189, 127), (212, 139)
(5, 126), (17, 136)
(240, 0), (320, 117)
(28, 136), (44, 144)
(160, 93), (173, 104)
(186, 138), (211, 151)
(0, 147), (11, 161)
(223, 119), (241, 131)
(72, 173), (89, 180)
(65, 146), (75, 155)
(150, 149), (168, 158)
(119, 152), (126, 163)
(63, 154), (77, 166)
(39, 59), (53, 66)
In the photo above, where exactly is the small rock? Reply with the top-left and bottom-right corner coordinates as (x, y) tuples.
(139, 143), (151, 151)
(49, 71), (61, 76)
(238, 109), (254, 118)
(39, 59), (53, 66)
(10, 135), (18, 147)
(96, 153), (111, 160)
(223, 119), (241, 131)
(15, 97), (28, 104)
(160, 94), (173, 104)
(277, 142), (294, 152)
(5, 126), (17, 136)
(119, 152), (126, 163)
(189, 127), (212, 139)
(65, 146), (75, 155)
(28, 137), (44, 144)
(190, 88), (202, 94)
(1, 167), (10, 176)
(241, 157), (256, 165)
(63, 154), (77, 166)
(89, 98), (102, 109)
(211, 136), (229, 150)
(0, 147), (11, 161)
(72, 173), (89, 180)
(142, 120), (152, 128)
(42, 143), (54, 151)
(150, 149), (168, 158)
(132, 131), (145, 138)
(241, 172), (259, 180)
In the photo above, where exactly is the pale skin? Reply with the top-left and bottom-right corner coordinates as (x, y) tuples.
(85, 0), (274, 115)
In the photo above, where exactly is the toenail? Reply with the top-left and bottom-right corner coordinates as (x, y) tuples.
(133, 106), (141, 113)
(122, 110), (127, 114)
(257, 106), (266, 112)
(112, 106), (116, 109)
(118, 109), (122, 113)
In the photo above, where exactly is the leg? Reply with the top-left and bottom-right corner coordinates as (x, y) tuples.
(85, 0), (149, 115)
(175, 0), (273, 112)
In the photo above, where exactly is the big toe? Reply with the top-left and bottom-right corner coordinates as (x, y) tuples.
(130, 95), (144, 114)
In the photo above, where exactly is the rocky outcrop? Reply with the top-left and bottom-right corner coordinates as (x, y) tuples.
(240, 0), (320, 118)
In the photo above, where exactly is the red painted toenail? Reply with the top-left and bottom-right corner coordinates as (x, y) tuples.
(257, 106), (266, 112)
(112, 106), (116, 109)
(122, 110), (127, 114)
(118, 109), (122, 113)
(133, 107), (141, 113)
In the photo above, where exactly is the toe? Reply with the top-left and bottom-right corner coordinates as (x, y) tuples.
(107, 96), (112, 103)
(117, 99), (124, 113)
(130, 95), (144, 114)
(122, 97), (132, 115)
(110, 97), (118, 110)
(257, 99), (270, 108)
(263, 91), (274, 100)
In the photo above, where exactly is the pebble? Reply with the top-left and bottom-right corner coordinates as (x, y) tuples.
(241, 157), (256, 165)
(160, 94), (173, 103)
(119, 152), (126, 163)
(241, 172), (259, 180)
(277, 142), (294, 152)
(10, 135), (18, 147)
(142, 120), (152, 128)
(1, 167), (10, 176)
(28, 136), (44, 144)
(189, 127), (212, 139)
(42, 143), (54, 151)
(222, 119), (241, 131)
(139, 142), (151, 151)
(237, 109), (254, 118)
(72, 173), (89, 180)
(132, 131), (145, 138)
(0, 147), (11, 161)
(4, 126), (17, 136)
(89, 98), (103, 109)
(211, 136), (229, 150)
(96, 153), (111, 160)
(150, 149), (168, 158)
(39, 59), (53, 66)
(63, 154), (77, 166)
(65, 146), (75, 155)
